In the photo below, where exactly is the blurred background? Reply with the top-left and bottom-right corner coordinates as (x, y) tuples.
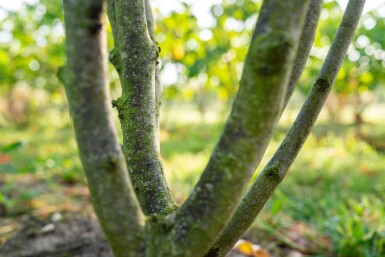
(0, 0), (385, 256)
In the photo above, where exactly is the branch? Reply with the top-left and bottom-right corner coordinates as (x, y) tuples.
(284, 0), (323, 108)
(61, 1), (145, 256)
(145, 0), (155, 40)
(169, 1), (311, 256)
(145, 0), (162, 146)
(209, 1), (366, 255)
(113, 0), (176, 215)
(107, 0), (122, 75)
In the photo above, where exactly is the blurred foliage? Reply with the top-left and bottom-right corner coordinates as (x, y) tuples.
(155, 0), (385, 119)
(156, 0), (260, 114)
(1, 0), (384, 125)
(0, 0), (65, 124)
(0, 0), (64, 92)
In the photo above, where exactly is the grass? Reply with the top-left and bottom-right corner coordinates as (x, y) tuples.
(266, 134), (385, 257)
(1, 104), (385, 256)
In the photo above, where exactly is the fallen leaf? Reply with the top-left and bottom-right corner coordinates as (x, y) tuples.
(237, 240), (254, 255)
(254, 248), (269, 257)
(234, 239), (270, 257)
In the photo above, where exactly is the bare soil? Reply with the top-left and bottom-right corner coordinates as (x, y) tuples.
(0, 214), (326, 257)
(0, 216), (246, 257)
(0, 216), (112, 257)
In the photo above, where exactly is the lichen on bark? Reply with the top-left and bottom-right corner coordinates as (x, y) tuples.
(61, 1), (145, 256)
(171, 1), (311, 256)
(211, 1), (366, 256)
(109, 0), (176, 216)
(61, 0), (366, 256)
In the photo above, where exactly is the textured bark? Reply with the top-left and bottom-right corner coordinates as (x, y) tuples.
(284, 0), (323, 108)
(145, 0), (162, 144)
(61, 1), (144, 257)
(110, 0), (176, 216)
(209, 1), (366, 255)
(61, 0), (366, 256)
(108, 0), (161, 131)
(107, 0), (122, 77)
(170, 1), (311, 257)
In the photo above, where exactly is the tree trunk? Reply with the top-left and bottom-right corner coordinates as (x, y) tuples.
(60, 0), (366, 256)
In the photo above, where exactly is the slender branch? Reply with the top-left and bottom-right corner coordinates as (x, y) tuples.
(145, 0), (155, 39)
(61, 1), (145, 256)
(113, 0), (176, 215)
(107, 0), (122, 75)
(107, 0), (118, 42)
(284, 0), (323, 108)
(209, 1), (366, 256)
(145, 0), (162, 146)
(169, 1), (311, 256)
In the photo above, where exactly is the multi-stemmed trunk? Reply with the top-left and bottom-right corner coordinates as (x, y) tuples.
(60, 0), (365, 256)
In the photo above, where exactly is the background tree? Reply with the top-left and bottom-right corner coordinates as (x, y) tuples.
(59, 0), (365, 257)
(0, 0), (64, 124)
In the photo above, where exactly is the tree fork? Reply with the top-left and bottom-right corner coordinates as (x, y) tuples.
(210, 1), (366, 256)
(60, 0), (367, 256)
(170, 1), (311, 257)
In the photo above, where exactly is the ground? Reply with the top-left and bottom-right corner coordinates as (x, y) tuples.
(1, 216), (110, 257)
(1, 104), (385, 257)
(0, 214), (329, 257)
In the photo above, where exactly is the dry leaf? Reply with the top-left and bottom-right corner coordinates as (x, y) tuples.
(254, 248), (269, 257)
(237, 240), (254, 255)
(234, 239), (270, 257)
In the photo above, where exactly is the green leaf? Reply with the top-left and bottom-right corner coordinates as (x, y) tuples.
(1, 141), (25, 153)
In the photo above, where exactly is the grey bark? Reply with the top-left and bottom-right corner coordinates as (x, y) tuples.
(208, 1), (366, 256)
(284, 0), (323, 108)
(145, 0), (162, 145)
(169, 1), (311, 257)
(61, 0), (366, 256)
(110, 0), (176, 216)
(61, 1), (145, 257)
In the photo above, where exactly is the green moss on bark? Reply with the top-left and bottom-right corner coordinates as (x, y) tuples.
(211, 1), (366, 256)
(110, 0), (176, 216)
(62, 1), (145, 257)
(172, 1), (311, 256)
